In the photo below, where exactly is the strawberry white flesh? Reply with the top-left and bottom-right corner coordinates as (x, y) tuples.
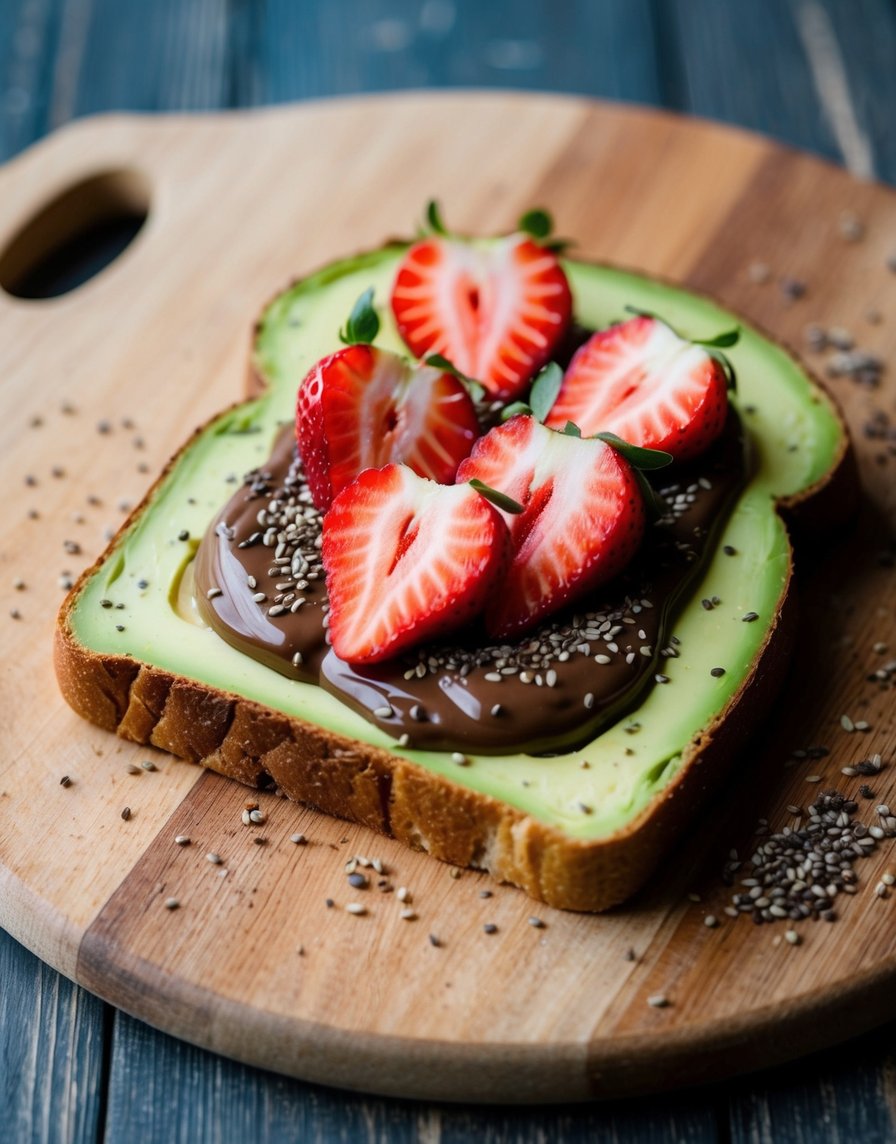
(296, 345), (479, 511)
(322, 464), (508, 664)
(391, 234), (572, 401)
(456, 417), (645, 639)
(545, 316), (728, 462)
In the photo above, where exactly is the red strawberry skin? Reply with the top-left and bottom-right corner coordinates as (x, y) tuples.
(322, 464), (509, 664)
(545, 316), (728, 462)
(296, 345), (480, 512)
(390, 234), (572, 401)
(456, 417), (645, 638)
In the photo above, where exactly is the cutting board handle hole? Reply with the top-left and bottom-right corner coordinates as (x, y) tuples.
(0, 168), (150, 299)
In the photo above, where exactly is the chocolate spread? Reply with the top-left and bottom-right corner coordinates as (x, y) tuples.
(194, 414), (748, 755)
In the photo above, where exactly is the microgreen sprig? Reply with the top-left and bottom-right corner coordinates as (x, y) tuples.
(339, 288), (380, 346)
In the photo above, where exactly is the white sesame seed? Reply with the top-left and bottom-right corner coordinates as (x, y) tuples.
(241, 810), (252, 826)
(396, 886), (410, 902)
(785, 930), (801, 945)
(345, 902), (367, 915)
(290, 833), (307, 845)
(174, 835), (191, 846)
(373, 705), (393, 719)
(400, 908), (417, 920)
(164, 898), (180, 910)
(451, 752), (468, 766)
(647, 994), (670, 1008)
(704, 915), (718, 928)
(206, 852), (222, 864)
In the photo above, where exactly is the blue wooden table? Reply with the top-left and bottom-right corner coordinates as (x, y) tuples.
(2, 2), (895, 1139)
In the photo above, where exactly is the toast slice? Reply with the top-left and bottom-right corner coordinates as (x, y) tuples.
(55, 244), (854, 911)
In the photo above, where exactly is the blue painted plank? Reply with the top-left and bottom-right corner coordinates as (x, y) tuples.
(103, 1010), (719, 1143)
(245, 0), (663, 105)
(727, 1024), (896, 1143)
(48, 0), (230, 122)
(0, 0), (59, 160)
(0, 928), (107, 1144)
(655, 0), (896, 182)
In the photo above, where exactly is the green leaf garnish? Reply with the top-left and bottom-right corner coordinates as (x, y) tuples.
(543, 238), (573, 254)
(500, 401), (532, 421)
(594, 432), (673, 470)
(529, 362), (563, 423)
(631, 468), (669, 520)
(424, 353), (486, 403)
(338, 288), (380, 346)
(562, 421), (582, 437)
(695, 326), (740, 349)
(517, 208), (553, 240)
(468, 479), (524, 514)
(424, 199), (448, 236)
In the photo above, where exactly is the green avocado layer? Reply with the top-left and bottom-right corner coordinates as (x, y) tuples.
(69, 246), (843, 840)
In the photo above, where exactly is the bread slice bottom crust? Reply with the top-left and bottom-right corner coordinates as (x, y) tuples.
(55, 574), (797, 912)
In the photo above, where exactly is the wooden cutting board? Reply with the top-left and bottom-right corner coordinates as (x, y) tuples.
(1, 93), (895, 1103)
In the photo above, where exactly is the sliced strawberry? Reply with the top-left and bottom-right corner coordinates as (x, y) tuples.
(456, 416), (645, 638)
(322, 464), (508, 663)
(390, 234), (572, 402)
(545, 315), (729, 462)
(296, 345), (479, 512)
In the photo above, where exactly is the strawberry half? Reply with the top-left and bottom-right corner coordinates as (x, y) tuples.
(390, 234), (572, 402)
(296, 345), (479, 512)
(545, 315), (729, 462)
(322, 464), (509, 664)
(456, 416), (645, 639)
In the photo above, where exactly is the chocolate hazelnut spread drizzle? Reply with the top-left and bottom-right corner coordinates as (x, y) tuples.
(195, 414), (748, 755)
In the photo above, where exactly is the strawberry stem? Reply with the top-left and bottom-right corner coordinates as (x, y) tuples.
(500, 401), (532, 422)
(423, 353), (486, 403)
(517, 208), (553, 240)
(423, 199), (449, 236)
(339, 288), (380, 346)
(529, 361), (563, 423)
(594, 432), (673, 470)
(468, 479), (524, 515)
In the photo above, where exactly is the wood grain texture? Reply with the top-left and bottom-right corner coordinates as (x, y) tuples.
(0, 927), (106, 1144)
(0, 94), (895, 1103)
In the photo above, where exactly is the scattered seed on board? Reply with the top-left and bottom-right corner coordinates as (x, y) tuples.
(175, 835), (191, 846)
(785, 930), (801, 945)
(345, 902), (367, 916)
(397, 886), (410, 902)
(704, 915), (719, 928)
(528, 917), (545, 929)
(483, 923), (498, 935)
(164, 898), (180, 910)
(647, 995), (670, 1009)
(141, 760), (157, 772)
(207, 852), (223, 865)
(120, 807), (131, 821)
(126, 763), (141, 775)
(241, 810), (252, 826)
(290, 833), (307, 845)
(59, 775), (72, 788)
(428, 933), (441, 947)
(249, 809), (266, 825)
(400, 908), (417, 920)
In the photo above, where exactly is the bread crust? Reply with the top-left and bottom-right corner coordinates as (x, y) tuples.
(53, 258), (857, 912)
